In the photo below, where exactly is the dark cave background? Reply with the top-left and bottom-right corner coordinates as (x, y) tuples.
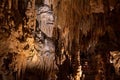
(0, 0), (120, 80)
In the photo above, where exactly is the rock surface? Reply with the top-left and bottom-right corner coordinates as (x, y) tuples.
(0, 0), (120, 80)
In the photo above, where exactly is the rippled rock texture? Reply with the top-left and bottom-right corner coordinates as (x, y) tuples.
(0, 0), (120, 80)
(0, 0), (57, 80)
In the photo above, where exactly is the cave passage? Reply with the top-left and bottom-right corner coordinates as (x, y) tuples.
(0, 0), (120, 80)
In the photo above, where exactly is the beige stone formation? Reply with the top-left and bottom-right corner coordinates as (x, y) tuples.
(0, 0), (120, 80)
(110, 51), (120, 75)
(36, 0), (54, 37)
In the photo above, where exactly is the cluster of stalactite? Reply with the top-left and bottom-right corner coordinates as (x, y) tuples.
(0, 0), (57, 80)
(0, 0), (36, 80)
(52, 0), (120, 80)
(0, 0), (120, 80)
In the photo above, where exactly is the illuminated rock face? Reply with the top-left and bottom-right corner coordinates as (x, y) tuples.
(33, 29), (56, 70)
(0, 0), (120, 80)
(36, 1), (54, 38)
(110, 51), (120, 75)
(25, 1), (57, 80)
(0, 0), (56, 80)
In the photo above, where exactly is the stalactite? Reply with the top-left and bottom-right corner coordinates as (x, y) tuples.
(53, 0), (120, 80)
(53, 0), (84, 79)
(0, 0), (120, 80)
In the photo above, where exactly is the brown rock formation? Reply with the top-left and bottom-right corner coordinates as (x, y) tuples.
(0, 0), (120, 80)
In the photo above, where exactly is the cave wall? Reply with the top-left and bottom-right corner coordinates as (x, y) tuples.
(0, 0), (36, 80)
(52, 0), (120, 80)
(0, 0), (120, 80)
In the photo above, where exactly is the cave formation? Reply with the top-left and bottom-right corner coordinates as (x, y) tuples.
(0, 0), (120, 80)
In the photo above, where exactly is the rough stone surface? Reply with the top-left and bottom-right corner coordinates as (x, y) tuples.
(0, 0), (120, 80)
